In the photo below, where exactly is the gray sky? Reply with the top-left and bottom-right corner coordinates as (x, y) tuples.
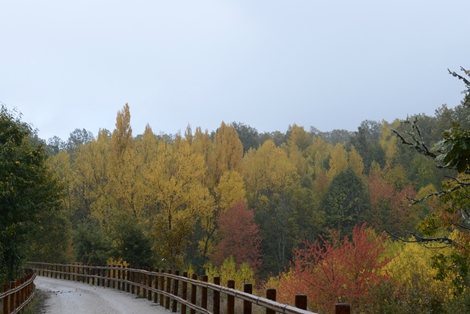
(1, 1), (469, 141)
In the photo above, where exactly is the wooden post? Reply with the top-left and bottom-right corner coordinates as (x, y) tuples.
(295, 295), (307, 310)
(165, 270), (172, 310)
(118, 266), (122, 290)
(160, 270), (165, 305)
(20, 277), (25, 306)
(181, 272), (188, 314)
(244, 283), (252, 314)
(87, 265), (91, 284)
(10, 281), (16, 313)
(106, 267), (110, 288)
(143, 270), (147, 299)
(266, 288), (276, 314)
(130, 270), (135, 295)
(190, 274), (197, 314)
(125, 267), (130, 293)
(201, 275), (208, 310)
(147, 270), (153, 301)
(213, 277), (220, 314)
(335, 303), (351, 314)
(136, 271), (141, 296)
(3, 283), (9, 314)
(227, 280), (235, 314)
(154, 269), (159, 304)
(172, 270), (180, 312)
(112, 266), (116, 289)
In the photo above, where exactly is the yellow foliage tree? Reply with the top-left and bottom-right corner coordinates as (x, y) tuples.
(150, 139), (213, 269)
(208, 121), (243, 186)
(384, 239), (463, 302)
(328, 143), (348, 180)
(348, 145), (365, 179)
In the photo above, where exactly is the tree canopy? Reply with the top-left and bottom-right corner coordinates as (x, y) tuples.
(0, 106), (63, 282)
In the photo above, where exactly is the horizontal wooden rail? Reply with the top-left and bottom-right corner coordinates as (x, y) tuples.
(28, 262), (350, 314)
(0, 269), (36, 314)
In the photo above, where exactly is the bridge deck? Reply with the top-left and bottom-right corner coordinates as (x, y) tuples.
(35, 276), (171, 314)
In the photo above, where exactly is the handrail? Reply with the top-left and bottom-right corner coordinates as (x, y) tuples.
(0, 269), (36, 314)
(28, 262), (351, 314)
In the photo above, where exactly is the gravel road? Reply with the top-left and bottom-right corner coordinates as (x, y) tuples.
(35, 276), (170, 314)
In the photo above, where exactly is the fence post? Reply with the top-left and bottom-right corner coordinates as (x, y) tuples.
(266, 289), (276, 314)
(165, 270), (172, 310)
(136, 270), (141, 296)
(213, 277), (220, 314)
(244, 283), (252, 314)
(181, 272), (188, 314)
(335, 303), (351, 314)
(190, 274), (197, 314)
(147, 269), (153, 301)
(172, 270), (180, 312)
(227, 280), (235, 314)
(154, 269), (159, 304)
(3, 283), (9, 313)
(124, 266), (129, 293)
(295, 295), (307, 310)
(201, 275), (208, 310)
(160, 270), (165, 305)
(143, 269), (147, 299)
(10, 281), (16, 313)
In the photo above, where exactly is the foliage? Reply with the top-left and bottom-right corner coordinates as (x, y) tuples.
(267, 224), (391, 313)
(73, 219), (111, 265)
(321, 167), (369, 237)
(384, 239), (464, 302)
(210, 200), (261, 272)
(0, 106), (63, 282)
(205, 256), (256, 291)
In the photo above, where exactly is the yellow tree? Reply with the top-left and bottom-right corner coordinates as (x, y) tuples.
(348, 145), (365, 179)
(286, 125), (311, 178)
(191, 127), (212, 166)
(197, 122), (245, 266)
(150, 139), (213, 269)
(199, 170), (246, 265)
(242, 140), (301, 275)
(73, 129), (110, 222)
(380, 119), (399, 167)
(108, 103), (140, 218)
(134, 124), (159, 227)
(208, 121), (243, 186)
(48, 151), (74, 213)
(328, 143), (348, 180)
(384, 239), (463, 305)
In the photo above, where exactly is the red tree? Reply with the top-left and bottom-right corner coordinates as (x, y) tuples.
(270, 224), (391, 313)
(211, 200), (262, 273)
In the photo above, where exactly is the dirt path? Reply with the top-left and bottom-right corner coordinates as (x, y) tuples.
(35, 276), (170, 314)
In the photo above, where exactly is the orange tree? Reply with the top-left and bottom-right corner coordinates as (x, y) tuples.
(266, 223), (391, 313)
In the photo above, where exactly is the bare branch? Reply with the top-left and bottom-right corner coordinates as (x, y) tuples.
(386, 231), (453, 246)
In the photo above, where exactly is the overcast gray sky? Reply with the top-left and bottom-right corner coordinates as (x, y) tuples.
(1, 1), (469, 141)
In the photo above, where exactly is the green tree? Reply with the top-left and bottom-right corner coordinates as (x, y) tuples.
(321, 167), (369, 236)
(0, 106), (63, 281)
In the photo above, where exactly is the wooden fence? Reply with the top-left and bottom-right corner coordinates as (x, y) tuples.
(28, 262), (351, 314)
(0, 269), (36, 314)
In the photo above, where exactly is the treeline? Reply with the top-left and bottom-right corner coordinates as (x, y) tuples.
(32, 102), (464, 280)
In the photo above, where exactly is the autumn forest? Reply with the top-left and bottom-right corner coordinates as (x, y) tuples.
(6, 70), (470, 313)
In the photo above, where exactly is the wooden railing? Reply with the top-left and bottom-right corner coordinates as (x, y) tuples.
(28, 262), (351, 314)
(0, 269), (36, 314)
